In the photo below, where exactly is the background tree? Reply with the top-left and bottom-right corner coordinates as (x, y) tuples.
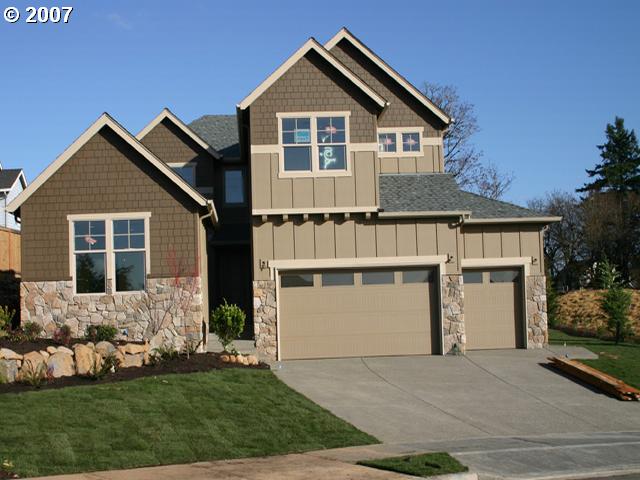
(423, 82), (513, 199)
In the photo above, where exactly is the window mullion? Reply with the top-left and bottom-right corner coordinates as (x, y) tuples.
(107, 220), (114, 294)
(311, 115), (318, 173)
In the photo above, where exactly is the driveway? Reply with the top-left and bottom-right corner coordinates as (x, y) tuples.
(274, 349), (640, 443)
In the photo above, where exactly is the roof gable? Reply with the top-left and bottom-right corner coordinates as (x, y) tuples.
(137, 108), (221, 159)
(0, 169), (26, 192)
(8, 113), (216, 220)
(238, 38), (388, 110)
(325, 28), (451, 125)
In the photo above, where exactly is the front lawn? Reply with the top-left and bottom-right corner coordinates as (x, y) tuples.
(549, 329), (640, 389)
(0, 369), (377, 478)
(358, 452), (468, 478)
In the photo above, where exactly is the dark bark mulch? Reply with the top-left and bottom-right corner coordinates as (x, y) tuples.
(0, 353), (269, 395)
(0, 338), (142, 355)
(0, 470), (18, 479)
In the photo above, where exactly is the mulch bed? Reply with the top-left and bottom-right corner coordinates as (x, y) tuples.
(0, 470), (18, 479)
(0, 353), (269, 395)
(0, 338), (142, 355)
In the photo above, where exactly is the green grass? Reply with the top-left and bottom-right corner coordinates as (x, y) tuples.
(358, 452), (468, 477)
(0, 369), (377, 478)
(549, 329), (640, 389)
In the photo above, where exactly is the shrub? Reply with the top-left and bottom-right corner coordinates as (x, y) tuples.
(19, 360), (50, 388)
(85, 325), (118, 343)
(0, 305), (15, 337)
(53, 325), (73, 346)
(546, 276), (559, 328)
(152, 344), (179, 363)
(602, 285), (633, 344)
(22, 322), (42, 342)
(87, 353), (120, 380)
(210, 300), (245, 353)
(182, 336), (201, 358)
(596, 257), (620, 289)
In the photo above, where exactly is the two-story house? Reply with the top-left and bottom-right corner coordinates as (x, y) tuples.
(0, 163), (27, 231)
(7, 28), (558, 359)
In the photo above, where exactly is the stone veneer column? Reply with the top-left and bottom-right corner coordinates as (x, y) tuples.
(253, 280), (277, 360)
(441, 274), (465, 354)
(525, 275), (548, 348)
(20, 277), (204, 350)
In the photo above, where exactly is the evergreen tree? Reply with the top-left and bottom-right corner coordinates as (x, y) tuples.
(578, 117), (640, 193)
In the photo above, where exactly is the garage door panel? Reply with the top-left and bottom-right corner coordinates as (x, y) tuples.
(279, 268), (436, 359)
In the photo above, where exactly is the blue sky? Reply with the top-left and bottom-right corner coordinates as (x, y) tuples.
(0, 0), (638, 205)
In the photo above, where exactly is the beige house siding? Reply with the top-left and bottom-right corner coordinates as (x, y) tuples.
(378, 148), (444, 174)
(139, 118), (213, 192)
(460, 224), (545, 275)
(20, 127), (201, 282)
(250, 150), (378, 210)
(249, 51), (379, 145)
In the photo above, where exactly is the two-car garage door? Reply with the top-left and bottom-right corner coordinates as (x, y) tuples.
(279, 268), (438, 360)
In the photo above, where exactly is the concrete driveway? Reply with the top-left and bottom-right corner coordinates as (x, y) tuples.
(274, 349), (640, 444)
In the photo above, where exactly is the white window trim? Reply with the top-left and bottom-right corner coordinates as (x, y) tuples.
(67, 212), (152, 296)
(276, 111), (352, 178)
(377, 127), (424, 157)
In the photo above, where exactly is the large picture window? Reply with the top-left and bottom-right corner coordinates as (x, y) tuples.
(279, 112), (350, 176)
(70, 214), (150, 294)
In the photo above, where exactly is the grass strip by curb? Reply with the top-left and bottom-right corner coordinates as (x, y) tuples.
(358, 452), (468, 477)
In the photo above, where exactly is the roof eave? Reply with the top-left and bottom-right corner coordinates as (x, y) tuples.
(463, 216), (563, 224)
(378, 210), (471, 219)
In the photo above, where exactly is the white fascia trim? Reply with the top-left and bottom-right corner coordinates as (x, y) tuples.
(461, 256), (532, 277)
(269, 255), (448, 272)
(378, 210), (471, 219)
(7, 113), (210, 213)
(252, 206), (379, 216)
(464, 216), (562, 224)
(237, 38), (387, 110)
(136, 108), (222, 159)
(325, 28), (451, 125)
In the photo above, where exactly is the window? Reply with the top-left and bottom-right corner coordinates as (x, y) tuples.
(224, 169), (245, 204)
(402, 269), (433, 284)
(281, 273), (314, 288)
(463, 271), (483, 284)
(377, 128), (424, 156)
(490, 270), (520, 283)
(279, 113), (350, 176)
(113, 220), (146, 292)
(70, 214), (150, 294)
(170, 164), (196, 186)
(362, 271), (395, 285)
(73, 220), (106, 294)
(321, 272), (354, 286)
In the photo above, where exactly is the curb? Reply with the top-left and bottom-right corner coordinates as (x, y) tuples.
(425, 473), (478, 480)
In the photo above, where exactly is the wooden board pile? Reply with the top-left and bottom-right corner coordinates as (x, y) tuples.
(548, 356), (640, 401)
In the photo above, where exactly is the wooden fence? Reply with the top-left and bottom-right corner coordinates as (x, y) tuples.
(0, 226), (20, 274)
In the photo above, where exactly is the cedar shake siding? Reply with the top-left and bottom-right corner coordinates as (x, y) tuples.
(139, 118), (213, 192)
(329, 40), (445, 135)
(249, 50), (380, 145)
(20, 126), (200, 282)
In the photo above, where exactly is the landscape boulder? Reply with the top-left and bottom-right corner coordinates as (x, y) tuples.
(74, 344), (99, 375)
(47, 353), (75, 378)
(0, 359), (18, 383)
(123, 353), (144, 368)
(22, 351), (47, 372)
(0, 348), (22, 361)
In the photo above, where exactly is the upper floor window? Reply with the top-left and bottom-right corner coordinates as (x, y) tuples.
(377, 128), (424, 157)
(224, 169), (245, 205)
(278, 112), (350, 177)
(170, 163), (196, 186)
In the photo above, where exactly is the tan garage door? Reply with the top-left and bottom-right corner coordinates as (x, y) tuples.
(279, 268), (438, 360)
(463, 268), (524, 350)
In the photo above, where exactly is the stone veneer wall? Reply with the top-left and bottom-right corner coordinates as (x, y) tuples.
(253, 280), (277, 360)
(441, 274), (465, 354)
(20, 277), (204, 351)
(525, 275), (548, 348)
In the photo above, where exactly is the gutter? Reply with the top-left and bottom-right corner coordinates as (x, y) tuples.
(462, 216), (562, 225)
(377, 210), (471, 219)
(199, 199), (219, 225)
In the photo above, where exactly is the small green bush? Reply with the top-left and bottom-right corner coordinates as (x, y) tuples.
(22, 322), (42, 342)
(85, 325), (118, 343)
(602, 285), (632, 344)
(210, 300), (245, 352)
(53, 325), (73, 346)
(87, 353), (120, 381)
(151, 344), (179, 363)
(19, 360), (49, 388)
(0, 305), (15, 335)
(546, 276), (559, 328)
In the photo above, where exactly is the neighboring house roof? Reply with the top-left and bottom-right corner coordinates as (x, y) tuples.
(7, 113), (218, 222)
(189, 114), (240, 158)
(0, 169), (25, 192)
(379, 173), (560, 223)
(237, 38), (388, 110)
(325, 27), (451, 126)
(136, 108), (222, 159)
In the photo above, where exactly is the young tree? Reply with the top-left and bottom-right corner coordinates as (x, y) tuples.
(423, 82), (513, 199)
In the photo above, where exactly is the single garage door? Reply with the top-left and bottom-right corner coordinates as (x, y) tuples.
(463, 268), (524, 350)
(279, 268), (438, 360)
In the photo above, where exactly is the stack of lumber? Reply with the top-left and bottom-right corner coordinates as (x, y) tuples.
(548, 356), (640, 401)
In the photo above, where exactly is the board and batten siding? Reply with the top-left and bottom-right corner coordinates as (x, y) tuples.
(252, 217), (460, 280)
(378, 147), (444, 174)
(460, 224), (545, 275)
(251, 150), (378, 210)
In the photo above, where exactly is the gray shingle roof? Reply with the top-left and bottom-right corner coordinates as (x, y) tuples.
(0, 169), (22, 190)
(379, 173), (540, 219)
(189, 114), (240, 158)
